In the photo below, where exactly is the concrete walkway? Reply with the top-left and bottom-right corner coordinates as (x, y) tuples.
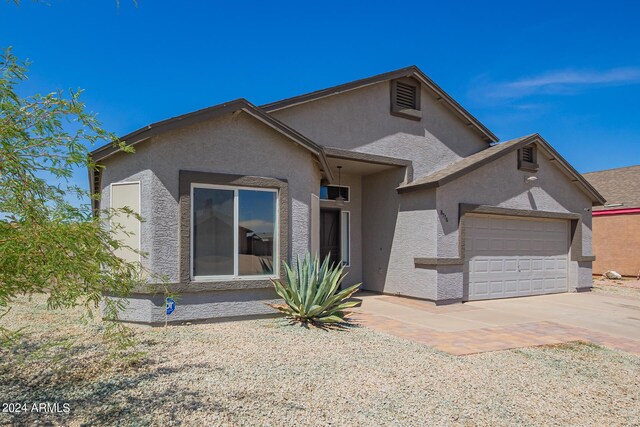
(352, 291), (640, 356)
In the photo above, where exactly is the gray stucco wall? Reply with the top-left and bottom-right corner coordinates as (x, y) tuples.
(108, 288), (280, 324)
(362, 168), (438, 299)
(319, 172), (362, 286)
(434, 147), (594, 300)
(271, 82), (489, 178)
(100, 111), (321, 322)
(360, 143), (594, 303)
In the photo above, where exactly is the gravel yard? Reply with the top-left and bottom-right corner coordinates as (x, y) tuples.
(592, 276), (640, 298)
(1, 294), (639, 427)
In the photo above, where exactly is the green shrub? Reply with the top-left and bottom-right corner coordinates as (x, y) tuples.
(269, 254), (360, 324)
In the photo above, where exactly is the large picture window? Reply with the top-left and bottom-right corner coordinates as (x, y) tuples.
(191, 184), (278, 280)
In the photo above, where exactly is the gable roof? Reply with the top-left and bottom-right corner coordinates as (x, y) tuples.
(397, 133), (606, 205)
(583, 165), (640, 211)
(90, 98), (333, 181)
(261, 65), (499, 143)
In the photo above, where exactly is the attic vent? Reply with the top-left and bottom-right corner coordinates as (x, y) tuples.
(522, 146), (534, 163)
(395, 82), (418, 109)
(518, 145), (539, 172)
(391, 78), (422, 120)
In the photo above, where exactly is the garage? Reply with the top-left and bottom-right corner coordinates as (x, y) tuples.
(464, 215), (569, 301)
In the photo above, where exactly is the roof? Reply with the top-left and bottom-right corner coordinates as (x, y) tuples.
(260, 66), (499, 143)
(89, 98), (333, 182)
(397, 134), (606, 205)
(583, 165), (640, 211)
(90, 66), (500, 185)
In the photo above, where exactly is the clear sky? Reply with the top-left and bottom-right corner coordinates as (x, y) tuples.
(2, 0), (639, 188)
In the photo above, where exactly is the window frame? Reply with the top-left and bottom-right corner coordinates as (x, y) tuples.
(320, 184), (350, 203)
(390, 77), (422, 121)
(340, 210), (351, 267)
(190, 183), (279, 282)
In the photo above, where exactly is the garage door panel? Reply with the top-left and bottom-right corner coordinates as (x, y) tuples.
(532, 278), (545, 291)
(466, 215), (569, 301)
(504, 280), (518, 294)
(517, 278), (531, 293)
(504, 260), (518, 272)
(475, 281), (489, 297)
(490, 281), (504, 294)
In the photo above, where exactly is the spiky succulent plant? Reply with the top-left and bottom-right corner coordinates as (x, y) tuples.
(269, 254), (360, 324)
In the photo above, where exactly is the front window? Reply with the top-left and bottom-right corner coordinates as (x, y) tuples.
(192, 184), (277, 280)
(320, 185), (349, 202)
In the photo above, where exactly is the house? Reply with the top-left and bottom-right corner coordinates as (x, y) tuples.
(90, 66), (605, 323)
(583, 165), (640, 277)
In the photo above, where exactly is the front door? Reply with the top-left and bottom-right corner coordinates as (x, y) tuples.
(320, 208), (341, 267)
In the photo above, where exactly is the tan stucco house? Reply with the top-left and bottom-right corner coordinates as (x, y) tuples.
(584, 165), (640, 277)
(90, 66), (605, 323)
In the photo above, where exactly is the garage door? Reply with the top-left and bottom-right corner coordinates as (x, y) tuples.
(465, 215), (569, 301)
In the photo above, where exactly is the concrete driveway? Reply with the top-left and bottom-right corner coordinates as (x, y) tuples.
(353, 291), (640, 355)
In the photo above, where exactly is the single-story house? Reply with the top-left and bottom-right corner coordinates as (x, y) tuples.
(583, 165), (640, 277)
(90, 66), (605, 324)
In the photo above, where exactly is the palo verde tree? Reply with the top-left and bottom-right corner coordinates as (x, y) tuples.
(0, 47), (144, 346)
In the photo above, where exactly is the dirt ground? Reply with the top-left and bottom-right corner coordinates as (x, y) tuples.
(592, 276), (640, 297)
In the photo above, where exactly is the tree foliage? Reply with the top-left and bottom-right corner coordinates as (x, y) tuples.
(0, 47), (143, 346)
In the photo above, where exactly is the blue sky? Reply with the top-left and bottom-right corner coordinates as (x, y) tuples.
(2, 0), (639, 190)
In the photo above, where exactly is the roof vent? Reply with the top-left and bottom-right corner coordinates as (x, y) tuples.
(395, 82), (418, 109)
(518, 145), (539, 172)
(390, 78), (422, 120)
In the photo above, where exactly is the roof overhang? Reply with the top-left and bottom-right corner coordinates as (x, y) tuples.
(88, 99), (334, 206)
(90, 99), (332, 181)
(323, 147), (414, 183)
(397, 133), (606, 205)
(261, 66), (499, 144)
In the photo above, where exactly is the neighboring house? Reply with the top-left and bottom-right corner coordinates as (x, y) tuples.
(583, 165), (640, 277)
(90, 66), (605, 324)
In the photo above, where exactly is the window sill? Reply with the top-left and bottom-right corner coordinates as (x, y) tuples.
(391, 105), (422, 121)
(192, 275), (278, 282)
(132, 279), (277, 294)
(188, 279), (277, 292)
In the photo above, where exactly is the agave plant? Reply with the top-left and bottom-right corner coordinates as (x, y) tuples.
(269, 254), (360, 324)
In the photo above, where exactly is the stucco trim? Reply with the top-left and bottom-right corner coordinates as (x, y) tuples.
(412, 205), (590, 271)
(324, 147), (414, 182)
(414, 257), (464, 267)
(459, 204), (582, 221)
(178, 170), (289, 292)
(360, 290), (462, 306)
(459, 204), (594, 263)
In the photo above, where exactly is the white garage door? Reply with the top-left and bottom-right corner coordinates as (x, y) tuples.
(465, 215), (569, 301)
